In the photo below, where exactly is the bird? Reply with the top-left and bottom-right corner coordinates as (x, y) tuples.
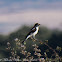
(22, 23), (40, 43)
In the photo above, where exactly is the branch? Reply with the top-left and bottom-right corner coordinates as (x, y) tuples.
(34, 39), (58, 56)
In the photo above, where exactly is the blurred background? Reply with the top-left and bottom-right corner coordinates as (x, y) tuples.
(0, 0), (62, 59)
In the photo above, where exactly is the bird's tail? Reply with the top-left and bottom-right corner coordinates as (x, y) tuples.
(22, 39), (26, 44)
(22, 36), (28, 44)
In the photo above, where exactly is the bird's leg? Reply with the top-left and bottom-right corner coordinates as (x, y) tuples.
(32, 36), (37, 41)
(31, 36), (35, 41)
(31, 36), (33, 40)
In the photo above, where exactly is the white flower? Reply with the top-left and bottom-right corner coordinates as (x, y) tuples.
(14, 38), (18, 41)
(7, 42), (10, 45)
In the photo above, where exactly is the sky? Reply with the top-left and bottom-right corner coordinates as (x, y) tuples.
(0, 0), (62, 35)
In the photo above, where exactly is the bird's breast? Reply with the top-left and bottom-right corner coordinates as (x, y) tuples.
(33, 27), (39, 36)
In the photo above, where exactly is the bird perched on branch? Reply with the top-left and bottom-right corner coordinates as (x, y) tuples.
(22, 23), (40, 43)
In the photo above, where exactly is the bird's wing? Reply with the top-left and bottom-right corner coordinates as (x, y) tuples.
(30, 27), (36, 33)
(24, 27), (36, 40)
(25, 27), (36, 38)
(31, 26), (35, 31)
(31, 28), (35, 31)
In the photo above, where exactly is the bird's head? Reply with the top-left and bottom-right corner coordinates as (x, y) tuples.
(34, 23), (40, 27)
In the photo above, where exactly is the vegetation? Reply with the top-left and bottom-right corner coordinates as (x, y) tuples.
(0, 26), (62, 62)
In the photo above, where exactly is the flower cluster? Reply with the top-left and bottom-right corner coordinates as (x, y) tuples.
(6, 38), (61, 62)
(6, 42), (11, 50)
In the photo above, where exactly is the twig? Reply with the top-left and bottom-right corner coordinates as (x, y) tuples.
(34, 39), (58, 56)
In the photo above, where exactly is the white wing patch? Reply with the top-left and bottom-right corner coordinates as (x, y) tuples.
(26, 34), (32, 40)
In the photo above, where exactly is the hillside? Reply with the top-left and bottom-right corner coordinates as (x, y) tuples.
(0, 26), (62, 59)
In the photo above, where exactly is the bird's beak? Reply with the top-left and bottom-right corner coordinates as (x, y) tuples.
(38, 24), (40, 25)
